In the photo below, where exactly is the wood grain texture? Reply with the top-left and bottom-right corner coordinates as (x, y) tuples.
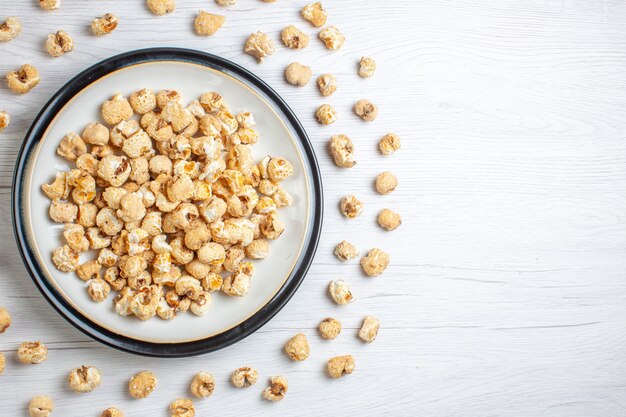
(2, 0), (626, 415)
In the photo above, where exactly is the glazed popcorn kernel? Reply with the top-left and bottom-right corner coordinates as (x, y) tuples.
(285, 62), (312, 87)
(102, 93), (133, 126)
(334, 240), (358, 262)
(327, 355), (355, 378)
(68, 365), (102, 393)
(57, 133), (87, 161)
(194, 11), (224, 36)
(0, 307), (11, 333)
(379, 133), (401, 155)
(318, 317), (342, 340)
(82, 122), (109, 146)
(245, 31), (275, 62)
(129, 370), (158, 399)
(92, 13), (119, 37)
(354, 99), (378, 122)
(52, 244), (79, 272)
(329, 134), (356, 168)
(39, 0), (61, 10)
(130, 89), (157, 114)
(378, 208), (401, 231)
(216, 0), (236, 5)
(147, 0), (175, 15)
(358, 56), (376, 78)
(319, 26), (345, 50)
(190, 372), (215, 398)
(328, 280), (353, 305)
(315, 104), (337, 125)
(0, 111), (10, 133)
(340, 195), (363, 219)
(231, 367), (258, 388)
(360, 248), (390, 277)
(7, 64), (40, 94)
(359, 315), (380, 343)
(262, 376), (288, 402)
(88, 278), (111, 302)
(29, 396), (54, 417)
(0, 353), (5, 374)
(102, 408), (124, 417)
(317, 74), (337, 97)
(375, 171), (398, 194)
(17, 341), (48, 364)
(302, 2), (327, 27)
(0, 17), (22, 42)
(170, 399), (195, 417)
(281, 25), (309, 49)
(284, 332), (310, 361)
(45, 30), (73, 57)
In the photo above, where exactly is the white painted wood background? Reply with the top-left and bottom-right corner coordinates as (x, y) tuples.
(1, 0), (626, 415)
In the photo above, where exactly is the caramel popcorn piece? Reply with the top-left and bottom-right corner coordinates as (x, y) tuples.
(29, 396), (54, 417)
(245, 31), (275, 62)
(358, 56), (376, 78)
(328, 280), (353, 305)
(339, 195), (363, 219)
(375, 171), (398, 194)
(379, 133), (401, 155)
(360, 248), (390, 277)
(0, 17), (21, 42)
(302, 2), (327, 27)
(318, 317), (341, 339)
(129, 370), (158, 399)
(334, 240), (358, 262)
(378, 208), (401, 231)
(231, 367), (258, 388)
(285, 62), (312, 87)
(195, 11), (224, 36)
(319, 26), (344, 50)
(262, 376), (288, 402)
(284, 333), (310, 361)
(354, 99), (378, 121)
(45, 30), (73, 57)
(358, 315), (380, 343)
(92, 14), (119, 36)
(281, 25), (309, 49)
(315, 104), (337, 125)
(7, 64), (40, 94)
(327, 355), (355, 378)
(329, 134), (356, 168)
(147, 0), (175, 15)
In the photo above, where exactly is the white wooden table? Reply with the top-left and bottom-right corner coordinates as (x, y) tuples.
(2, 0), (626, 415)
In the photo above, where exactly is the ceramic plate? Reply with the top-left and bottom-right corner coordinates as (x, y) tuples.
(12, 48), (323, 357)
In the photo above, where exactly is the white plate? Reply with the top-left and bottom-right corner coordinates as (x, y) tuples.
(13, 48), (323, 356)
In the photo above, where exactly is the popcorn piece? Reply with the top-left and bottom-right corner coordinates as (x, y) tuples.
(82, 122), (109, 146)
(101, 408), (124, 417)
(102, 93), (133, 126)
(285, 62), (312, 87)
(318, 317), (341, 339)
(91, 14), (119, 36)
(378, 208), (401, 231)
(49, 200), (78, 223)
(18, 341), (47, 364)
(327, 355), (355, 378)
(169, 399), (195, 417)
(328, 279), (353, 305)
(0, 111), (10, 132)
(190, 372), (215, 398)
(195, 11), (224, 36)
(354, 99), (378, 122)
(375, 171), (398, 194)
(302, 2), (327, 27)
(245, 238), (269, 259)
(316, 74), (336, 97)
(358, 315), (380, 343)
(379, 133), (401, 155)
(52, 244), (79, 272)
(64, 224), (89, 252)
(318, 26), (344, 50)
(358, 56), (376, 78)
(87, 278), (111, 302)
(245, 31), (275, 62)
(360, 248), (390, 277)
(129, 371), (158, 399)
(130, 89), (157, 115)
(315, 104), (337, 125)
(147, 0), (175, 15)
(68, 366), (102, 393)
(0, 307), (11, 333)
(0, 17), (21, 42)
(7, 64), (40, 94)
(284, 333), (310, 361)
(262, 376), (288, 402)
(339, 195), (363, 218)
(231, 367), (258, 388)
(39, 0), (61, 10)
(29, 396), (54, 417)
(281, 25), (309, 49)
(45, 30), (73, 57)
(334, 240), (358, 262)
(329, 134), (356, 168)
(77, 260), (102, 281)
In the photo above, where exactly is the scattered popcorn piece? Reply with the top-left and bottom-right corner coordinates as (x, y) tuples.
(358, 315), (380, 343)
(68, 365), (102, 393)
(169, 399), (195, 417)
(375, 171), (398, 194)
(329, 134), (356, 168)
(318, 317), (342, 339)
(328, 280), (353, 305)
(129, 371), (158, 399)
(262, 376), (288, 402)
(315, 104), (337, 125)
(281, 25), (309, 49)
(327, 355), (355, 378)
(194, 11), (224, 36)
(334, 240), (358, 262)
(39, 0), (61, 10)
(0, 17), (21, 42)
(340, 195), (363, 219)
(17, 341), (48, 364)
(215, 0), (236, 5)
(284, 332), (310, 361)
(378, 208), (401, 231)
(379, 133), (401, 155)
(0, 111), (10, 132)
(285, 62), (312, 87)
(316, 73), (336, 97)
(354, 99), (378, 121)
(91, 13), (119, 37)
(190, 372), (215, 398)
(101, 408), (125, 417)
(231, 367), (258, 388)
(45, 30), (73, 57)
(245, 31), (275, 62)
(7, 64), (40, 94)
(302, 2), (327, 27)
(0, 307), (11, 333)
(147, 0), (175, 15)
(318, 26), (345, 50)
(358, 56), (376, 78)
(28, 396), (53, 417)
(360, 248), (390, 277)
